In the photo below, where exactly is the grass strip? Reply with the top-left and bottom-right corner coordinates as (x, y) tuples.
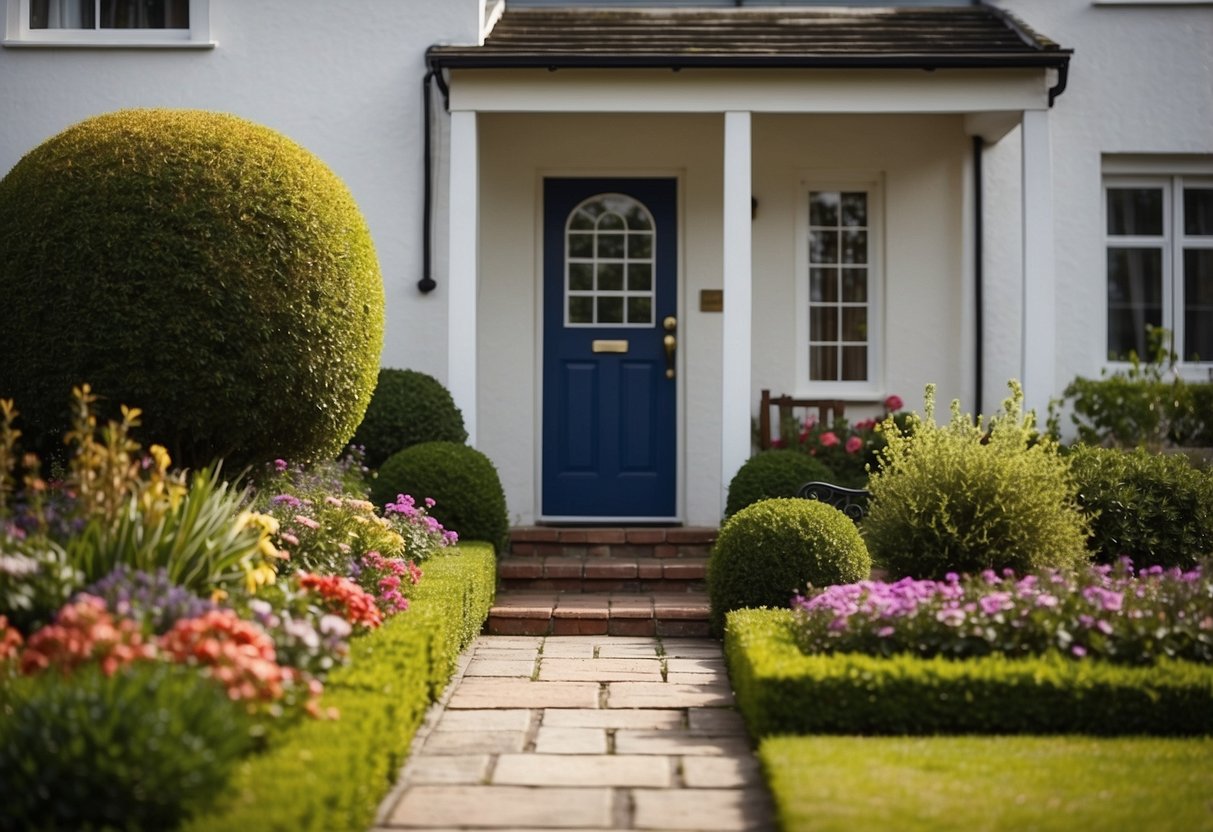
(185, 543), (496, 832)
(726, 608), (1213, 736)
(761, 735), (1213, 832)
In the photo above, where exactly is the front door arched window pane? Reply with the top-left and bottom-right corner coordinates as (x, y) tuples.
(565, 193), (656, 327)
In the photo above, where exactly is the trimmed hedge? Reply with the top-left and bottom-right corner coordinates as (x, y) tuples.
(725, 451), (834, 518)
(352, 369), (468, 470)
(185, 543), (496, 832)
(725, 608), (1213, 738)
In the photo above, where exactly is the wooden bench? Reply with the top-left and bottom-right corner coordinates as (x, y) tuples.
(797, 481), (871, 522)
(757, 389), (848, 451)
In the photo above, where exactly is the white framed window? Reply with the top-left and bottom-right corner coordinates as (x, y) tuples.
(4, 0), (212, 47)
(564, 193), (656, 328)
(795, 175), (883, 396)
(1104, 174), (1213, 370)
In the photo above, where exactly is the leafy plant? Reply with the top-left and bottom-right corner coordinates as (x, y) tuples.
(352, 369), (468, 469)
(0, 663), (252, 832)
(708, 497), (871, 635)
(864, 381), (1091, 579)
(1069, 445), (1213, 568)
(725, 451), (834, 518)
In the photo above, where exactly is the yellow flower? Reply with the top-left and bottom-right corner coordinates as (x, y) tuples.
(148, 444), (172, 473)
(244, 562), (277, 594)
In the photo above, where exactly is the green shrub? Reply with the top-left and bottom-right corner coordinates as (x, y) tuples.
(370, 442), (508, 553)
(725, 608), (1213, 738)
(0, 109), (384, 469)
(1069, 446), (1213, 568)
(708, 498), (870, 636)
(725, 451), (835, 517)
(0, 663), (253, 832)
(185, 543), (496, 832)
(352, 369), (468, 469)
(864, 381), (1090, 579)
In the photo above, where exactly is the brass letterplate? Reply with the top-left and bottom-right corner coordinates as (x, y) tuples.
(591, 339), (629, 353)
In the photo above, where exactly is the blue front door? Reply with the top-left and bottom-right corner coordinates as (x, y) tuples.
(542, 178), (678, 519)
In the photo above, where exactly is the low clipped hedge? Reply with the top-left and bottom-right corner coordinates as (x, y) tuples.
(725, 451), (834, 518)
(185, 543), (495, 832)
(725, 609), (1213, 738)
(352, 369), (468, 470)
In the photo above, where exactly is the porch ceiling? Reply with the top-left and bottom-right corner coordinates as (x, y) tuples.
(428, 6), (1070, 71)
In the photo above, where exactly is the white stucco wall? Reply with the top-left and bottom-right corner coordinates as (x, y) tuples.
(984, 0), (1213, 415)
(0, 0), (482, 381)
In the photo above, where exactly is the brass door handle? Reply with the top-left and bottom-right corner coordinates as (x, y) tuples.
(662, 316), (677, 379)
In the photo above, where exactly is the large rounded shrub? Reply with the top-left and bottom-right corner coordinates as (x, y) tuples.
(1069, 445), (1213, 568)
(352, 369), (468, 469)
(725, 451), (835, 517)
(0, 109), (384, 468)
(370, 441), (508, 552)
(708, 497), (871, 635)
(864, 382), (1090, 579)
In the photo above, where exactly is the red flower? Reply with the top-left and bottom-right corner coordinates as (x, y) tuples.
(884, 394), (904, 412)
(819, 431), (840, 448)
(845, 436), (863, 454)
(20, 595), (154, 677)
(298, 572), (383, 630)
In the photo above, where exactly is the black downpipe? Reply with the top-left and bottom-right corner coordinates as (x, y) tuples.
(417, 69), (439, 294)
(973, 134), (985, 415)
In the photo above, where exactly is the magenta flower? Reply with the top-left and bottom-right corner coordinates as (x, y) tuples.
(819, 431), (840, 448)
(845, 435), (863, 454)
(883, 394), (904, 411)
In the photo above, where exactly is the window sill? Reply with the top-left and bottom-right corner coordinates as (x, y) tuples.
(2, 38), (215, 48)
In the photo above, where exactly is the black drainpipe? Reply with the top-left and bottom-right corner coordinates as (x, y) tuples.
(973, 134), (985, 415)
(417, 64), (450, 294)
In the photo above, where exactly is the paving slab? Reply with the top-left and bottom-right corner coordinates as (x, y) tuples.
(682, 756), (763, 788)
(665, 657), (727, 674)
(666, 671), (727, 685)
(596, 643), (662, 658)
(391, 785), (614, 828)
(615, 732), (751, 757)
(538, 657), (663, 682)
(687, 708), (749, 737)
(434, 709), (533, 732)
(423, 730), (527, 755)
(542, 708), (684, 730)
(539, 640), (596, 658)
(447, 679), (600, 710)
(631, 788), (772, 831)
(606, 682), (733, 709)
(474, 647), (546, 661)
(494, 753), (672, 788)
(400, 754), (491, 785)
(533, 726), (608, 754)
(465, 659), (538, 678)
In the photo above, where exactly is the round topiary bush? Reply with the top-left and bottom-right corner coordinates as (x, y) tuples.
(352, 369), (468, 469)
(0, 109), (384, 468)
(708, 497), (871, 635)
(864, 382), (1091, 579)
(1069, 445), (1213, 568)
(725, 451), (835, 518)
(370, 441), (508, 552)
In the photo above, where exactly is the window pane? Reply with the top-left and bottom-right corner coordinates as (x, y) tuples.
(810, 231), (838, 264)
(841, 231), (867, 265)
(31, 0), (94, 28)
(1184, 249), (1213, 361)
(1185, 188), (1213, 237)
(1107, 188), (1163, 236)
(841, 192), (867, 227)
(597, 234), (624, 259)
(810, 306), (838, 341)
(810, 268), (836, 303)
(568, 296), (593, 324)
(569, 211), (594, 230)
(568, 234), (592, 258)
(628, 234), (652, 259)
(841, 346), (867, 381)
(101, 0), (189, 28)
(810, 346), (838, 381)
(598, 212), (625, 231)
(841, 270), (867, 302)
(810, 192), (839, 227)
(597, 297), (623, 324)
(569, 263), (593, 291)
(627, 263), (652, 292)
(624, 204), (652, 230)
(596, 263), (623, 291)
(841, 308), (867, 343)
(1107, 248), (1163, 360)
(627, 297), (652, 325)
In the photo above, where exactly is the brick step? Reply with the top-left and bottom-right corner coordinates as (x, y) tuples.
(485, 590), (711, 638)
(499, 555), (707, 593)
(508, 526), (717, 560)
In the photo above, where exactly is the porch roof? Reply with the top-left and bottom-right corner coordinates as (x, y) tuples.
(428, 6), (1070, 71)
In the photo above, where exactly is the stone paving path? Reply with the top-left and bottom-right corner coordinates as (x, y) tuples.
(373, 635), (774, 831)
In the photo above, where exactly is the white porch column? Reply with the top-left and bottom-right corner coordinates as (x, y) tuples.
(1020, 109), (1055, 419)
(448, 109), (479, 446)
(721, 111), (752, 516)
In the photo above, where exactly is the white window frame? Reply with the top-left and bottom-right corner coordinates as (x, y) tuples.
(794, 172), (884, 398)
(1103, 172), (1213, 378)
(3, 0), (213, 47)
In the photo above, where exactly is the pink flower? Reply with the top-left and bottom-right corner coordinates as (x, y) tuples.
(845, 436), (863, 454)
(819, 431), (840, 448)
(884, 395), (904, 412)
(274, 459), (288, 473)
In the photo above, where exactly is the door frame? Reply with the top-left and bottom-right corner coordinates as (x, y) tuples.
(533, 168), (686, 524)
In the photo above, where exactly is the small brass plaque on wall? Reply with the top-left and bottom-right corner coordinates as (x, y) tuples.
(700, 289), (723, 313)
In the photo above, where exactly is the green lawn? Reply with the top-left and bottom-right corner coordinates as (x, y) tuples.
(761, 735), (1213, 832)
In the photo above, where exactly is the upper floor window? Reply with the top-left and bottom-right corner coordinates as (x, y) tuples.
(5, 0), (212, 46)
(1105, 175), (1213, 368)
